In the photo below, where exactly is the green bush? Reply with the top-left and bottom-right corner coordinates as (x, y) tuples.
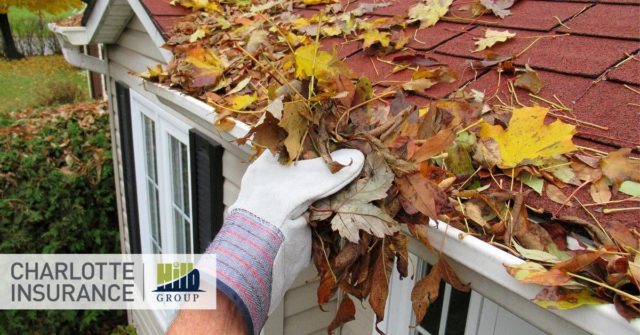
(0, 101), (133, 334)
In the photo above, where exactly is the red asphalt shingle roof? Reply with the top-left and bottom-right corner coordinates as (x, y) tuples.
(140, 0), (640, 228)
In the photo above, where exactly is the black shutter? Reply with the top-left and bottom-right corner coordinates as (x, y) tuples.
(115, 82), (142, 254)
(189, 129), (224, 253)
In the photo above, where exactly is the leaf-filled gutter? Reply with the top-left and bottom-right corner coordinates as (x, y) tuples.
(137, 0), (640, 330)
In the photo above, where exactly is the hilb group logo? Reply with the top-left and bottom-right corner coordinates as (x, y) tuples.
(153, 262), (203, 303)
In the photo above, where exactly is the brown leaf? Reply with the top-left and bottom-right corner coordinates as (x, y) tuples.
(396, 173), (438, 219)
(328, 295), (357, 334)
(411, 128), (456, 162)
(318, 271), (338, 306)
(553, 250), (604, 273)
(391, 233), (409, 278)
(279, 100), (311, 161)
(514, 69), (543, 94)
(409, 223), (434, 252)
(546, 184), (573, 207)
(240, 112), (286, 154)
(369, 243), (393, 325)
(589, 178), (612, 204)
(511, 193), (553, 250)
(601, 148), (640, 186)
(439, 257), (469, 292)
(333, 242), (360, 273)
(411, 260), (443, 323)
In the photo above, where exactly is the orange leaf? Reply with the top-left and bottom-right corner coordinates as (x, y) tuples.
(327, 295), (356, 333)
(411, 128), (456, 162)
(411, 259), (443, 323)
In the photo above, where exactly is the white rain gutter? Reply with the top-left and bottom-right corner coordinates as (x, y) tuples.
(143, 82), (640, 335)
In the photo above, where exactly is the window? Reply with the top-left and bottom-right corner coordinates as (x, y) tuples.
(378, 253), (545, 335)
(130, 91), (194, 255)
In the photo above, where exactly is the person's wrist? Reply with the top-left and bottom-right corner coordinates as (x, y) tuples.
(207, 208), (284, 335)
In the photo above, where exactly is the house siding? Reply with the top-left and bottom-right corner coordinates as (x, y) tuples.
(105, 15), (361, 335)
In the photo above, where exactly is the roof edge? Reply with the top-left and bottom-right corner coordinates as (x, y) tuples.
(124, 0), (173, 63)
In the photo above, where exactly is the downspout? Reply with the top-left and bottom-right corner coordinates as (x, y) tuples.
(48, 23), (107, 75)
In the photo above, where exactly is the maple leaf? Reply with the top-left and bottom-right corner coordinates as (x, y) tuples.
(474, 29), (516, 52)
(408, 0), (453, 29)
(189, 28), (208, 42)
(480, 0), (516, 18)
(479, 106), (577, 168)
(360, 29), (391, 49)
(293, 43), (338, 82)
(314, 153), (400, 243)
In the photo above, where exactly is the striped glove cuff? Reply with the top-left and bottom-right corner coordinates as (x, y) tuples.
(206, 209), (284, 335)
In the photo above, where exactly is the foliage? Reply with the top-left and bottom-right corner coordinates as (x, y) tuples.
(0, 0), (83, 14)
(0, 101), (129, 334)
(141, 0), (640, 330)
(0, 55), (89, 113)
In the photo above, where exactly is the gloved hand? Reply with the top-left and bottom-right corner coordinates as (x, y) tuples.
(206, 149), (365, 335)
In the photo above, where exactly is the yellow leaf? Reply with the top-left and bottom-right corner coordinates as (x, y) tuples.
(402, 78), (437, 92)
(534, 288), (607, 310)
(227, 94), (257, 110)
(479, 106), (576, 168)
(303, 0), (336, 4)
(293, 43), (338, 81)
(285, 31), (309, 47)
(185, 48), (225, 74)
(407, 0), (453, 29)
(172, 0), (222, 13)
(189, 28), (208, 43)
(360, 29), (391, 48)
(322, 25), (343, 37)
(279, 100), (311, 161)
(474, 29), (516, 52)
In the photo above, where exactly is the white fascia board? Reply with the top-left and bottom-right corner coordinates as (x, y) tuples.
(125, 0), (174, 63)
(142, 82), (640, 335)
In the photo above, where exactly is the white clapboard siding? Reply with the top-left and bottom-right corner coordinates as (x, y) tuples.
(132, 310), (163, 335)
(342, 299), (375, 335)
(222, 150), (249, 186)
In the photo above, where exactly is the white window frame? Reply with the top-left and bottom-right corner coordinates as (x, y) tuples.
(377, 253), (545, 335)
(130, 91), (194, 255)
(375, 253), (483, 335)
(130, 91), (194, 330)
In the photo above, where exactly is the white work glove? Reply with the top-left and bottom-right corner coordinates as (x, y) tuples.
(206, 149), (365, 335)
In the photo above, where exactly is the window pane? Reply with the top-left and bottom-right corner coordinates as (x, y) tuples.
(141, 115), (161, 252)
(174, 209), (185, 254)
(169, 135), (192, 254)
(148, 180), (161, 249)
(444, 287), (471, 334)
(142, 115), (157, 182)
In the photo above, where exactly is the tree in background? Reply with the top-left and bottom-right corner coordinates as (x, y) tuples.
(0, 0), (83, 59)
